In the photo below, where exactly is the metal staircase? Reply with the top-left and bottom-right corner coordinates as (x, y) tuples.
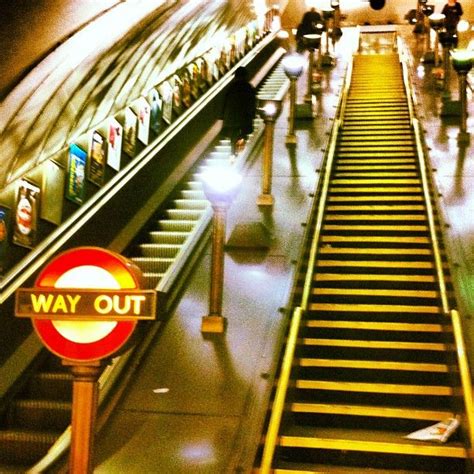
(256, 52), (472, 473)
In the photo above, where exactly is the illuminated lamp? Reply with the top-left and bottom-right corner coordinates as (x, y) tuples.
(451, 49), (474, 141)
(282, 53), (305, 144)
(256, 98), (282, 206)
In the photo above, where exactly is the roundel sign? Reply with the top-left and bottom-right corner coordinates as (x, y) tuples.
(15, 247), (156, 362)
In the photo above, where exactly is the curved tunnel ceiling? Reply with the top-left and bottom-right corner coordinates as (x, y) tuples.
(0, 0), (257, 189)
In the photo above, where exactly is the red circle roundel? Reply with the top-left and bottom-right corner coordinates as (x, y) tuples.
(33, 247), (140, 362)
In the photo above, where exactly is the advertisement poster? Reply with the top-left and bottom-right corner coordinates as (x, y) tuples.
(41, 160), (65, 225)
(172, 75), (182, 116)
(88, 130), (106, 186)
(160, 81), (173, 124)
(149, 88), (163, 135)
(107, 118), (122, 171)
(13, 179), (40, 249)
(189, 63), (200, 99)
(66, 143), (87, 205)
(181, 71), (192, 109)
(123, 107), (138, 157)
(0, 206), (10, 273)
(136, 97), (151, 145)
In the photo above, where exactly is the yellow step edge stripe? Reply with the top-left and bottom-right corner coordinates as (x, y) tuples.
(309, 302), (441, 313)
(313, 288), (438, 298)
(322, 224), (428, 231)
(326, 205), (425, 211)
(300, 338), (449, 351)
(278, 436), (466, 457)
(314, 273), (435, 282)
(290, 402), (454, 420)
(324, 215), (426, 221)
(303, 321), (445, 332)
(318, 247), (431, 255)
(295, 379), (453, 395)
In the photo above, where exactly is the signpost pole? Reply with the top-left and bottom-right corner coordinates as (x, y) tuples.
(65, 360), (102, 474)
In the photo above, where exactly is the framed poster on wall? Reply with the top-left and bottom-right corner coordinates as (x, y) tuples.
(66, 143), (87, 205)
(13, 179), (40, 249)
(160, 81), (173, 125)
(41, 160), (65, 225)
(123, 107), (138, 157)
(107, 117), (122, 172)
(181, 70), (192, 109)
(88, 130), (106, 186)
(172, 75), (182, 116)
(0, 205), (10, 273)
(136, 97), (151, 145)
(149, 88), (163, 135)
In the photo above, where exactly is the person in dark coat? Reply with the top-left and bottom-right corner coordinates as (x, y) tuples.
(221, 66), (256, 155)
(441, 0), (463, 35)
(296, 7), (322, 51)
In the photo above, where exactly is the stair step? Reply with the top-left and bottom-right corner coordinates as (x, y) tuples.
(330, 187), (422, 193)
(0, 430), (60, 465)
(299, 338), (450, 352)
(316, 261), (434, 269)
(9, 400), (71, 431)
(139, 244), (181, 258)
(309, 303), (441, 314)
(148, 231), (189, 244)
(313, 288), (438, 298)
(296, 358), (449, 372)
(290, 402), (454, 421)
(278, 427), (466, 458)
(319, 247), (431, 255)
(324, 214), (426, 221)
(314, 273), (436, 282)
(303, 320), (445, 332)
(294, 380), (453, 396)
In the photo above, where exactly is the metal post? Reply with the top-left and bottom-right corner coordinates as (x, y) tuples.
(257, 120), (275, 206)
(202, 203), (227, 333)
(286, 78), (297, 144)
(67, 361), (102, 474)
(459, 72), (468, 135)
(305, 51), (314, 103)
(442, 45), (451, 96)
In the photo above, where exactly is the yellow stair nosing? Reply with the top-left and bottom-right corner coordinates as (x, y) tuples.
(326, 205), (425, 211)
(295, 379), (453, 395)
(314, 273), (436, 282)
(290, 402), (454, 420)
(300, 338), (450, 351)
(278, 435), (467, 458)
(296, 357), (449, 371)
(323, 224), (428, 231)
(324, 215), (426, 221)
(313, 288), (438, 298)
(320, 235), (430, 242)
(319, 247), (431, 255)
(309, 302), (441, 314)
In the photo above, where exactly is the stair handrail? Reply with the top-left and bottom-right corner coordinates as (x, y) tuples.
(404, 54), (474, 456)
(259, 116), (341, 472)
(451, 308), (474, 453)
(259, 45), (353, 470)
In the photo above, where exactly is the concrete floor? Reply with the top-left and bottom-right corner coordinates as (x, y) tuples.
(92, 26), (474, 473)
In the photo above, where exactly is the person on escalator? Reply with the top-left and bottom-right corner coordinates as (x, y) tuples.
(441, 0), (463, 35)
(295, 7), (322, 52)
(220, 66), (256, 157)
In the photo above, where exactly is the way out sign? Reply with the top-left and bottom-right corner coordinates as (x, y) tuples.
(15, 247), (156, 362)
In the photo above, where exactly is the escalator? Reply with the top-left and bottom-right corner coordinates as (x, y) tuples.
(0, 47), (287, 472)
(256, 51), (473, 472)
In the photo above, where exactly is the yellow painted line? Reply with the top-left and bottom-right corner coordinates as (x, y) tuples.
(304, 320), (445, 332)
(314, 272), (435, 281)
(313, 288), (438, 298)
(318, 247), (431, 254)
(309, 302), (441, 313)
(324, 214), (426, 221)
